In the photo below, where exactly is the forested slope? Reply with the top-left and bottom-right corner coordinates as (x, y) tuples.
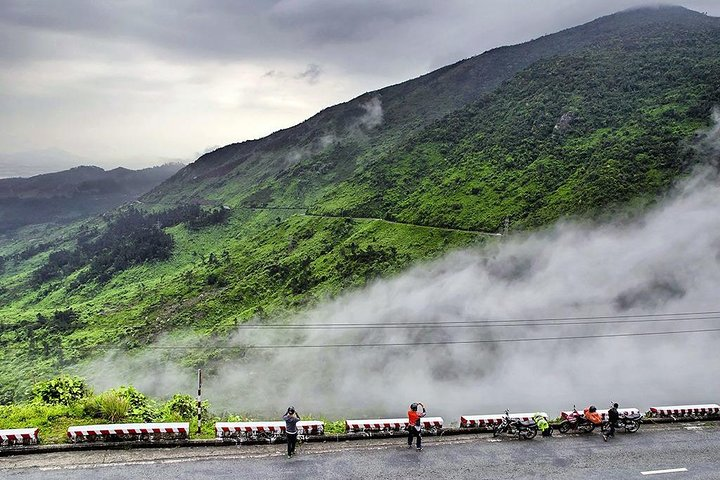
(309, 23), (720, 230)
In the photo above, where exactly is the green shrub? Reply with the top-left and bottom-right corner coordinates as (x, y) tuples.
(80, 395), (102, 418)
(111, 386), (159, 422)
(162, 394), (194, 420)
(96, 392), (130, 422)
(323, 420), (346, 434)
(32, 376), (90, 406)
(162, 394), (209, 421)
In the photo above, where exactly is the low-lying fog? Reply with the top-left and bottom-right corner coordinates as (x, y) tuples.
(86, 107), (720, 421)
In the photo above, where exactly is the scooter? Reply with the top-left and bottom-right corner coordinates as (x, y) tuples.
(492, 410), (538, 440)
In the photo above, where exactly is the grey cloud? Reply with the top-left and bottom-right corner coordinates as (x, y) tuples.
(294, 64), (322, 84)
(268, 0), (434, 43)
(264, 64), (323, 84)
(3, 1), (720, 70)
(3, 0), (720, 167)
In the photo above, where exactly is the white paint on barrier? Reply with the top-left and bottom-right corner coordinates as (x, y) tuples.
(641, 467), (688, 475)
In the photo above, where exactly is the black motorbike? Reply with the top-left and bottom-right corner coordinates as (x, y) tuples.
(557, 405), (596, 434)
(601, 411), (642, 434)
(492, 410), (538, 440)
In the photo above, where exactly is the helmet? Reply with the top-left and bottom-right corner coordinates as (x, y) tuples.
(589, 405), (597, 412)
(410, 403), (418, 411)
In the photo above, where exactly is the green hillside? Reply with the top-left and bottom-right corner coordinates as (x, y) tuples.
(310, 28), (720, 230)
(1, 6), (719, 403)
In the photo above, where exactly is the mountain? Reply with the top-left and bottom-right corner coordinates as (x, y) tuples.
(0, 163), (184, 234)
(1, 6), (719, 402)
(0, 149), (85, 179)
(148, 5), (717, 209)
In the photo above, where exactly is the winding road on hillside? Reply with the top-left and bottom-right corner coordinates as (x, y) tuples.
(235, 205), (503, 236)
(3, 423), (718, 479)
(301, 213), (504, 237)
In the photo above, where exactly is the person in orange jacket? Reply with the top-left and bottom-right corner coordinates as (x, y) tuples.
(584, 405), (602, 425)
(407, 402), (426, 451)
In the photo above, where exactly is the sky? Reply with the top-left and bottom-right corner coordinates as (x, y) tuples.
(1, 0), (720, 172)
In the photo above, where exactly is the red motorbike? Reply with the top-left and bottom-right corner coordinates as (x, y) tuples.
(557, 405), (596, 433)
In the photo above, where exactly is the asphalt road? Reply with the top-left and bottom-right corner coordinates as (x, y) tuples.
(2, 423), (718, 479)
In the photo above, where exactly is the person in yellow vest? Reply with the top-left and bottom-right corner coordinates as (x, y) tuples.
(533, 412), (551, 437)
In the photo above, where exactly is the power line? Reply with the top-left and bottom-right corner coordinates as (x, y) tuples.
(240, 310), (720, 327)
(3, 309), (720, 331)
(229, 315), (720, 330)
(3, 327), (719, 351)
(141, 327), (720, 348)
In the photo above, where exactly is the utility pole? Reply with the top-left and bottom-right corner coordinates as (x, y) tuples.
(196, 369), (202, 435)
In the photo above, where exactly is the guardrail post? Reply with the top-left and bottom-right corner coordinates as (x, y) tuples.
(197, 369), (202, 435)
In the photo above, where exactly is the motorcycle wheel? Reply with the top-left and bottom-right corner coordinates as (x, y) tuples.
(580, 423), (595, 433)
(523, 427), (538, 440)
(558, 422), (571, 434)
(625, 420), (640, 433)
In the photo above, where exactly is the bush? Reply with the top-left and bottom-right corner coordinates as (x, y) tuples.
(32, 376), (90, 406)
(111, 386), (159, 422)
(163, 394), (195, 420)
(80, 395), (102, 418)
(162, 394), (209, 421)
(95, 392), (130, 422)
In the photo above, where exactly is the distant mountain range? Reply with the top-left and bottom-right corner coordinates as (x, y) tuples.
(0, 163), (184, 233)
(0, 149), (89, 179)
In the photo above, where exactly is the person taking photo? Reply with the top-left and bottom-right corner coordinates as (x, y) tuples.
(283, 406), (300, 457)
(407, 402), (426, 451)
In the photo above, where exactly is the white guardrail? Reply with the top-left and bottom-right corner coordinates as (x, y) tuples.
(648, 404), (720, 417)
(67, 423), (189, 442)
(7, 402), (720, 447)
(215, 421), (324, 440)
(0, 428), (39, 446)
(460, 412), (548, 428)
(345, 417), (444, 433)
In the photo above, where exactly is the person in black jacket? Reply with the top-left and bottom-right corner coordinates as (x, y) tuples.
(604, 403), (619, 441)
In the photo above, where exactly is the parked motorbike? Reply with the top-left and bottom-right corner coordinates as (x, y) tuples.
(601, 410), (642, 433)
(493, 410), (538, 440)
(557, 405), (596, 434)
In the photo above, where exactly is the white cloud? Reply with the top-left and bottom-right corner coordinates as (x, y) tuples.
(84, 166), (720, 418)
